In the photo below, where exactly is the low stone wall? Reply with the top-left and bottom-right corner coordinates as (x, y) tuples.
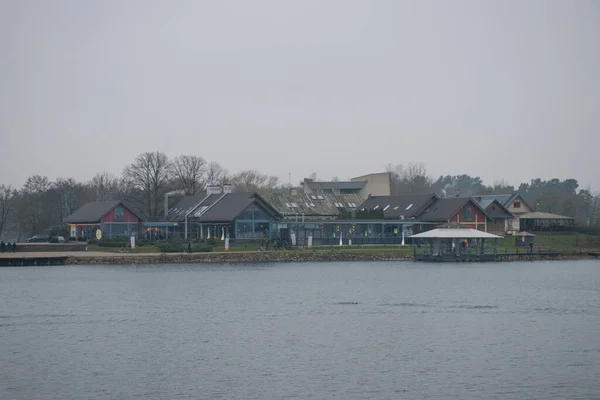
(66, 251), (414, 265)
(16, 243), (88, 252)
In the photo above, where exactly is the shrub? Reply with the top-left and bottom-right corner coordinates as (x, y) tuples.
(155, 243), (213, 253)
(98, 241), (127, 248)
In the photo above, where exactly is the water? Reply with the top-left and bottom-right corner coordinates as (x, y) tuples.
(1, 261), (599, 400)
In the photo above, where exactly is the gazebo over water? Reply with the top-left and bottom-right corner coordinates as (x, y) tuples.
(410, 228), (503, 261)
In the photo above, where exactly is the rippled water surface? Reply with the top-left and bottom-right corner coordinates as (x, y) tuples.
(1, 260), (600, 399)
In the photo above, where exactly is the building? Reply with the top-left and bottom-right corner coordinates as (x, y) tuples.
(467, 193), (534, 233)
(65, 201), (143, 240)
(356, 194), (492, 231)
(518, 212), (575, 232)
(350, 172), (392, 197)
(301, 172), (391, 199)
(476, 199), (513, 234)
(356, 193), (437, 220)
(267, 191), (364, 221)
(417, 197), (492, 231)
(145, 185), (282, 240)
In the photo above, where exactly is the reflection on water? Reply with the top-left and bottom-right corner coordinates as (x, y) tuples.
(1, 261), (600, 399)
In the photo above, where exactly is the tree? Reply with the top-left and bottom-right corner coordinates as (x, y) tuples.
(172, 155), (207, 195)
(0, 185), (14, 238)
(46, 178), (86, 225)
(230, 170), (280, 195)
(386, 162), (432, 194)
(18, 175), (51, 235)
(88, 172), (119, 201)
(205, 162), (228, 187)
(123, 151), (173, 218)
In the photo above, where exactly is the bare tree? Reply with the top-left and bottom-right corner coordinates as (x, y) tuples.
(205, 162), (229, 187)
(88, 172), (119, 201)
(18, 175), (51, 235)
(172, 155), (207, 195)
(46, 178), (86, 224)
(123, 151), (173, 218)
(230, 170), (280, 195)
(386, 162), (432, 194)
(0, 185), (14, 238)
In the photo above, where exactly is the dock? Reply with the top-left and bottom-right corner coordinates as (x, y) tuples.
(415, 251), (562, 263)
(0, 255), (69, 266)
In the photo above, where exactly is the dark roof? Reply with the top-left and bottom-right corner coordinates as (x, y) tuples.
(357, 193), (437, 219)
(418, 197), (491, 222)
(303, 180), (366, 191)
(268, 192), (363, 218)
(469, 193), (533, 210)
(164, 194), (219, 222)
(197, 192), (281, 222)
(65, 201), (134, 223)
(483, 200), (513, 219)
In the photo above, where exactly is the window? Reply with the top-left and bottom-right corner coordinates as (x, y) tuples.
(114, 207), (124, 222)
(462, 206), (473, 221)
(310, 203), (315, 207)
(317, 195), (324, 200)
(291, 203), (298, 207)
(311, 195), (317, 200)
(393, 206), (399, 210)
(285, 203), (291, 207)
(383, 205), (390, 211)
(406, 204), (413, 210)
(513, 201), (521, 209)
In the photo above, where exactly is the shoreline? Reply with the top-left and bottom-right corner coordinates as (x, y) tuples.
(1, 250), (598, 265)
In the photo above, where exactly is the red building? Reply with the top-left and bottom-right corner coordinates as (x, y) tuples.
(418, 197), (491, 231)
(65, 201), (143, 240)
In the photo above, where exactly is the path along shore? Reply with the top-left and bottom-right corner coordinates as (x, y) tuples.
(0, 250), (597, 265)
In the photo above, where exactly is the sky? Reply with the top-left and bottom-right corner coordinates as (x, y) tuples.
(1, 0), (599, 190)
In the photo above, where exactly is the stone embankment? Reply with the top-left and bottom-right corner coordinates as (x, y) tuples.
(66, 251), (414, 265)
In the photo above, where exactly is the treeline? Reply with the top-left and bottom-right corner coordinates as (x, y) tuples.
(385, 163), (600, 226)
(0, 151), (280, 240)
(0, 154), (598, 239)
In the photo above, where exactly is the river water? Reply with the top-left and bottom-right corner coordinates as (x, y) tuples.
(1, 260), (599, 400)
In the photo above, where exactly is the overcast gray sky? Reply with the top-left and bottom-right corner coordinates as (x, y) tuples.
(1, 0), (599, 189)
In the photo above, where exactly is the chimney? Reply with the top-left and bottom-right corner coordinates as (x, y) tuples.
(291, 188), (297, 196)
(206, 185), (222, 195)
(223, 184), (233, 194)
(455, 188), (460, 197)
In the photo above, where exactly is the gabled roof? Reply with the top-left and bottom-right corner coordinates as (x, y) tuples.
(482, 199), (513, 219)
(410, 228), (502, 239)
(357, 193), (437, 219)
(197, 192), (282, 222)
(164, 194), (219, 222)
(470, 193), (533, 210)
(268, 192), (363, 218)
(418, 197), (492, 222)
(65, 201), (140, 223)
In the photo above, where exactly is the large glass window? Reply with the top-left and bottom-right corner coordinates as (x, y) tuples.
(237, 205), (269, 220)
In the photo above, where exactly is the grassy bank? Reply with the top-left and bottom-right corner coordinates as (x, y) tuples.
(85, 233), (600, 255)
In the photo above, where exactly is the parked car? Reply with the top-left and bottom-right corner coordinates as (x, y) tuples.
(25, 234), (50, 243)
